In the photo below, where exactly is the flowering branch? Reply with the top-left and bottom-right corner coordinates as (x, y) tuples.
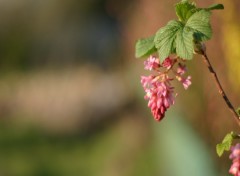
(135, 1), (240, 175)
(201, 51), (240, 126)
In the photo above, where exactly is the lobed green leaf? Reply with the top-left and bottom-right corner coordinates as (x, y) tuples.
(175, 27), (194, 60)
(135, 36), (157, 58)
(186, 10), (212, 41)
(175, 1), (197, 22)
(154, 20), (183, 62)
(216, 132), (234, 157)
(135, 1), (223, 61)
(154, 10), (212, 61)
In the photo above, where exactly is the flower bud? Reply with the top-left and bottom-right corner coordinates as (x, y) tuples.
(194, 42), (206, 55)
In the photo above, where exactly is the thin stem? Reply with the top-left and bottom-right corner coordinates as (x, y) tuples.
(202, 52), (240, 126)
(233, 133), (240, 139)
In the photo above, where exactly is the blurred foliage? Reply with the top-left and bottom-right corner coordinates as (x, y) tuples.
(156, 110), (218, 176)
(0, 117), (156, 176)
(0, 0), (121, 71)
(220, 0), (240, 91)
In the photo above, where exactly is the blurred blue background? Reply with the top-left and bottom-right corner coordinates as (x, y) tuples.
(0, 0), (240, 175)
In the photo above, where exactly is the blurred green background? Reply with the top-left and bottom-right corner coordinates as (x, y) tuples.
(0, 0), (240, 175)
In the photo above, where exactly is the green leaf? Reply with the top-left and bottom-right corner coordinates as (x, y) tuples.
(144, 1), (219, 61)
(175, 1), (197, 22)
(135, 36), (157, 58)
(186, 10), (212, 41)
(154, 20), (183, 62)
(216, 132), (234, 157)
(175, 26), (194, 60)
(206, 4), (224, 11)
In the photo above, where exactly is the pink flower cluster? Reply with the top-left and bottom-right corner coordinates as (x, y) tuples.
(229, 143), (240, 176)
(141, 74), (175, 121)
(140, 55), (191, 121)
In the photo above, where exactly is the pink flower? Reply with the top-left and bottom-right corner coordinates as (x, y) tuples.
(162, 57), (174, 69)
(175, 63), (191, 89)
(229, 143), (240, 176)
(141, 74), (175, 121)
(182, 76), (192, 89)
(141, 75), (155, 88)
(144, 55), (160, 71)
(177, 63), (186, 75)
(176, 76), (192, 89)
(230, 159), (240, 176)
(230, 144), (240, 160)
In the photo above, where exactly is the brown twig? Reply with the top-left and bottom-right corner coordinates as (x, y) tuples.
(201, 52), (240, 126)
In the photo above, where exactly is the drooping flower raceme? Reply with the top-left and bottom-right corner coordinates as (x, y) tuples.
(140, 55), (191, 121)
(141, 74), (175, 121)
(229, 143), (240, 176)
